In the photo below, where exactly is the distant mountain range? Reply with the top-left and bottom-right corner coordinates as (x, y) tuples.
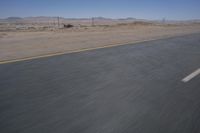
(0, 16), (199, 23)
(0, 16), (137, 21)
(0, 17), (146, 22)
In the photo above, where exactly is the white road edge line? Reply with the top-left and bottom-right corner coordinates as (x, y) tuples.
(182, 68), (200, 83)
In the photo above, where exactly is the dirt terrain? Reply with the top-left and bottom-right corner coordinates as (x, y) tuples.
(0, 22), (200, 62)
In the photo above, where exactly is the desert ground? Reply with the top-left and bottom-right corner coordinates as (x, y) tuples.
(0, 20), (200, 62)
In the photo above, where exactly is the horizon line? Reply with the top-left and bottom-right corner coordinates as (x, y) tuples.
(0, 16), (200, 21)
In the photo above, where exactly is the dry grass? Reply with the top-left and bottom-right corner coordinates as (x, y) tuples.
(0, 33), (7, 38)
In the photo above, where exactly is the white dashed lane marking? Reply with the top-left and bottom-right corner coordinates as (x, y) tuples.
(182, 68), (200, 83)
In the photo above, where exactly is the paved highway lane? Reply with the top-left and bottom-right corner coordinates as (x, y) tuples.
(0, 33), (200, 133)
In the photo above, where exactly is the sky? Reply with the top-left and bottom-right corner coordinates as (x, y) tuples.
(0, 0), (200, 20)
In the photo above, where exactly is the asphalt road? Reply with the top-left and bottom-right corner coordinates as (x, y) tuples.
(0, 33), (200, 133)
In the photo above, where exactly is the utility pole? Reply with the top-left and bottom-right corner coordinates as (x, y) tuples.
(162, 17), (166, 24)
(92, 17), (94, 26)
(57, 16), (60, 28)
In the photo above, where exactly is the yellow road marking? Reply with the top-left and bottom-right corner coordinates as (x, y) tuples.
(0, 38), (163, 65)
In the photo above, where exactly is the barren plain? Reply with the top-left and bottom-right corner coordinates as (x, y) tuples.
(0, 21), (200, 62)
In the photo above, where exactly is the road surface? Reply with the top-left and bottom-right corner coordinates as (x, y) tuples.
(0, 33), (200, 133)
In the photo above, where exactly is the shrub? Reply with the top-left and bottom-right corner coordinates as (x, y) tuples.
(64, 24), (74, 28)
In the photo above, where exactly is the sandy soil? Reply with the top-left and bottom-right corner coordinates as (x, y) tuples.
(0, 23), (200, 62)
